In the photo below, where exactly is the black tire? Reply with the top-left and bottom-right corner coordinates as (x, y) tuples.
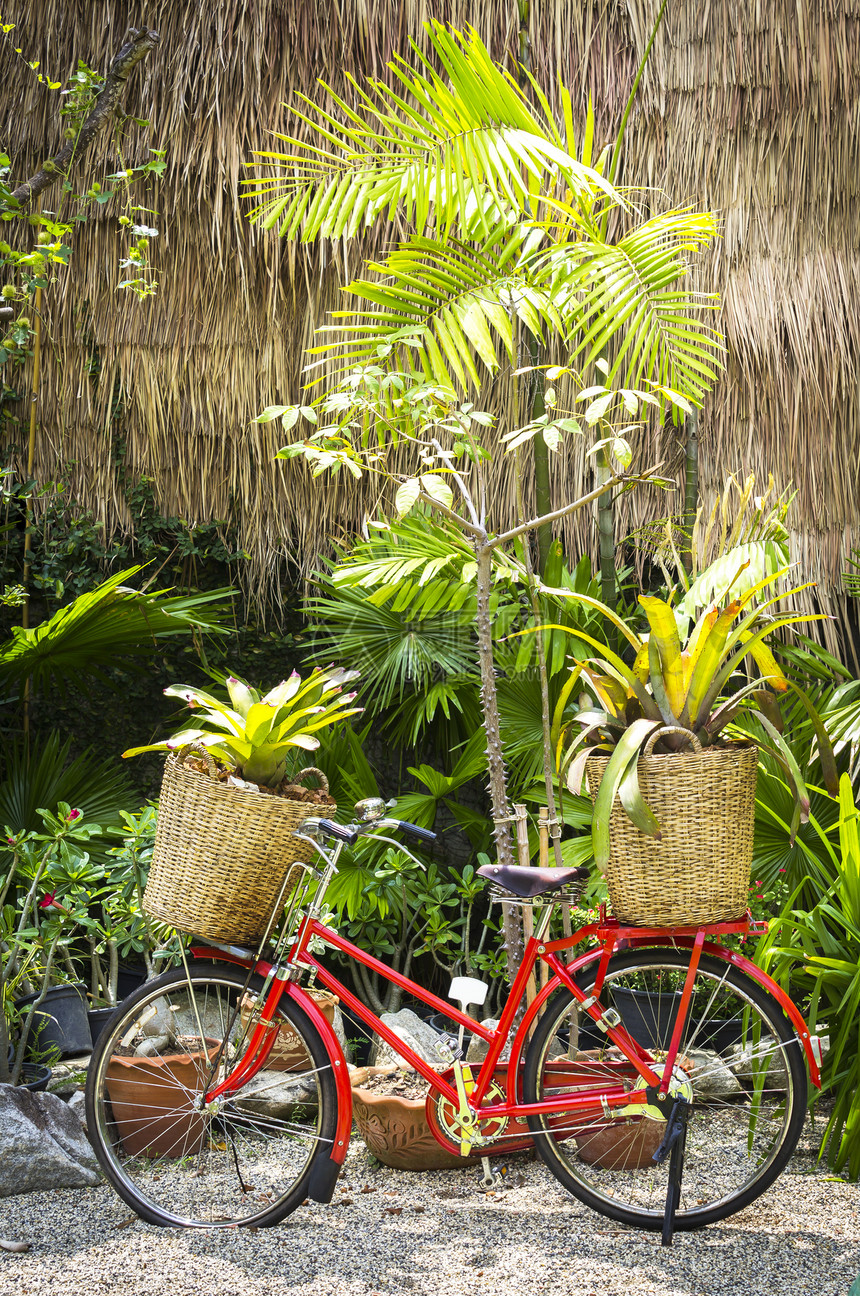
(523, 948), (807, 1230)
(85, 963), (338, 1228)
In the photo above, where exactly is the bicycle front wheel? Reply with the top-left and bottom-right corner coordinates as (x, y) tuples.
(524, 948), (807, 1230)
(85, 963), (338, 1228)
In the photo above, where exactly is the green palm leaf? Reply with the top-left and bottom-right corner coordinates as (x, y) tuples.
(245, 23), (616, 242)
(540, 208), (724, 403)
(0, 568), (231, 695)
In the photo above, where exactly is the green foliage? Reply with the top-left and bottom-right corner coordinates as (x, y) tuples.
(0, 731), (131, 854)
(0, 566), (232, 696)
(124, 667), (362, 788)
(0, 472), (246, 610)
(762, 775), (860, 1179)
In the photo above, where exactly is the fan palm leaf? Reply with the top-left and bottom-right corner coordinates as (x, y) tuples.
(0, 567), (231, 694)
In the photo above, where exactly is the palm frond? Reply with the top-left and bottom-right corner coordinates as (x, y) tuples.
(0, 567), (232, 694)
(244, 22), (615, 242)
(314, 229), (561, 390)
(0, 732), (132, 861)
(541, 208), (724, 403)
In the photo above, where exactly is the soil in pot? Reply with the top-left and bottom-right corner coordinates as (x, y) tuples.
(105, 1039), (221, 1158)
(16, 984), (91, 1059)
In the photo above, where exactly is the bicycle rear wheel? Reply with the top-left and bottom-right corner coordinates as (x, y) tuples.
(85, 963), (338, 1228)
(524, 948), (807, 1230)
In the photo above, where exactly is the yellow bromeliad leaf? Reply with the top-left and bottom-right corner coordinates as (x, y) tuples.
(580, 665), (627, 717)
(686, 599), (742, 727)
(738, 631), (789, 691)
(638, 595), (685, 717)
(633, 640), (650, 684)
(680, 606), (719, 701)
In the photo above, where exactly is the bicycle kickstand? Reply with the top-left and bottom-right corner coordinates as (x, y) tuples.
(652, 1097), (691, 1247)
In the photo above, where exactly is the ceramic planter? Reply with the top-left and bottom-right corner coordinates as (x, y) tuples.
(574, 1116), (665, 1170)
(105, 1040), (221, 1158)
(239, 990), (339, 1071)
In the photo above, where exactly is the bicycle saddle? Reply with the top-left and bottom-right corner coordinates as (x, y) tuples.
(477, 862), (590, 898)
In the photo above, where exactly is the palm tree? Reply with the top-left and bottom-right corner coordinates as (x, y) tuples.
(246, 22), (723, 880)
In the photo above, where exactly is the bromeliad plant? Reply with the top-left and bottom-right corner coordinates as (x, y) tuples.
(552, 566), (838, 869)
(123, 667), (362, 789)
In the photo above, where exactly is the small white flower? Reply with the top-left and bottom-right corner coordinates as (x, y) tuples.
(131, 225), (158, 238)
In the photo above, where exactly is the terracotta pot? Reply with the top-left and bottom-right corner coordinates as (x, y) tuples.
(574, 1116), (665, 1170)
(352, 1064), (533, 1171)
(105, 1041), (220, 1159)
(352, 1082), (467, 1170)
(240, 990), (339, 1071)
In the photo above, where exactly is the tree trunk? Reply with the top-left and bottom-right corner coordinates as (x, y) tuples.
(474, 541), (522, 981)
(596, 448), (616, 606)
(683, 408), (699, 576)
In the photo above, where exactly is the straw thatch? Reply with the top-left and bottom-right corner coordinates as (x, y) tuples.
(1, 1), (859, 648)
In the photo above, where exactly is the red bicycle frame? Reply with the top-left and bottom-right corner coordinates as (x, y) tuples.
(190, 904), (819, 1168)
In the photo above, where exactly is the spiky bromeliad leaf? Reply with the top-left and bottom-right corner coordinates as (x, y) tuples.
(591, 717), (663, 870)
(244, 22), (618, 243)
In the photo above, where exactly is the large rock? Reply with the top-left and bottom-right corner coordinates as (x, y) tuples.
(372, 1009), (453, 1070)
(232, 1070), (321, 1122)
(685, 1048), (744, 1099)
(0, 1085), (102, 1197)
(465, 1019), (511, 1064)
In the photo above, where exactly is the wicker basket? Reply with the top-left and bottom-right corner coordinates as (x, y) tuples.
(143, 752), (333, 943)
(586, 736), (757, 927)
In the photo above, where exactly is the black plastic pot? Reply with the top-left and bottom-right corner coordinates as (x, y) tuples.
(427, 1012), (474, 1053)
(16, 983), (91, 1059)
(19, 1062), (51, 1091)
(115, 962), (148, 1002)
(610, 985), (743, 1053)
(88, 1006), (117, 1047)
(338, 1004), (372, 1066)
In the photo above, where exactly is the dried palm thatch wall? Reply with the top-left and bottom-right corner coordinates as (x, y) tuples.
(1, 1), (858, 647)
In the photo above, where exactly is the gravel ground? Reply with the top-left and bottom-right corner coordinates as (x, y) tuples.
(1, 1127), (858, 1296)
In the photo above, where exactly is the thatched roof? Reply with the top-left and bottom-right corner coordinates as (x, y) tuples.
(2, 1), (859, 649)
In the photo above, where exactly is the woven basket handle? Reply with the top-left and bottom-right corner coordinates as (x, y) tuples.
(643, 726), (703, 757)
(291, 766), (330, 794)
(175, 743), (219, 777)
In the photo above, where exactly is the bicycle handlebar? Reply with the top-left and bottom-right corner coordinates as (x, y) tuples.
(394, 820), (437, 843)
(300, 816), (436, 847)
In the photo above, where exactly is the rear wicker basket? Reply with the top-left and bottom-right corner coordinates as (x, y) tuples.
(144, 754), (331, 943)
(586, 743), (757, 926)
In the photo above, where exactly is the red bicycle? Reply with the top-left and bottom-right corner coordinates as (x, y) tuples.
(86, 800), (819, 1240)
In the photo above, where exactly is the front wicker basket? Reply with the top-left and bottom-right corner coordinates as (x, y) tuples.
(586, 744), (758, 926)
(144, 754), (331, 944)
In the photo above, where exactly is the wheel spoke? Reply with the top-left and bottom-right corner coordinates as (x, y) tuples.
(85, 965), (337, 1228)
(524, 949), (806, 1230)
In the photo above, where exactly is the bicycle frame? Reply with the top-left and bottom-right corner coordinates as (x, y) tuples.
(189, 900), (820, 1169)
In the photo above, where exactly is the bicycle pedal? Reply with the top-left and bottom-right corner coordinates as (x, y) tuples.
(477, 1158), (507, 1190)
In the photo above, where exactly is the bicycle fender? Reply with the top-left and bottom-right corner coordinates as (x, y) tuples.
(670, 940), (822, 1089)
(188, 947), (354, 1162)
(283, 982), (355, 1162)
